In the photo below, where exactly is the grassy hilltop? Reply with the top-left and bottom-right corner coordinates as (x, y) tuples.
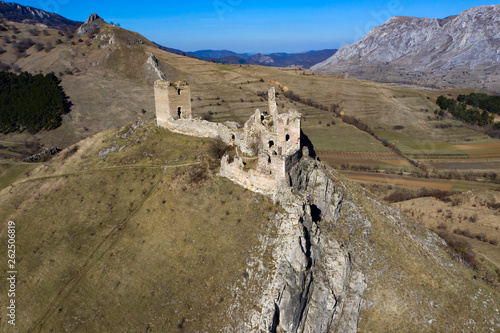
(0, 122), (281, 332)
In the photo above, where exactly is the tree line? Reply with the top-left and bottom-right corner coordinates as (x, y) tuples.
(436, 95), (496, 127)
(0, 71), (71, 134)
(457, 93), (500, 115)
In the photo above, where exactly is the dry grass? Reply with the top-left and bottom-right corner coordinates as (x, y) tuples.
(330, 170), (500, 332)
(0, 123), (281, 332)
(398, 190), (500, 283)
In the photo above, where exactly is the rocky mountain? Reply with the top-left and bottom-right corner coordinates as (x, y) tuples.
(190, 49), (252, 59)
(0, 1), (80, 30)
(208, 49), (338, 68)
(163, 47), (337, 68)
(312, 5), (500, 92)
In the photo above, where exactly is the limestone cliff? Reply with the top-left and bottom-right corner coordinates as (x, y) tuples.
(312, 5), (500, 91)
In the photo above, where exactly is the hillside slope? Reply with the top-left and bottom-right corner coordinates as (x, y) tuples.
(0, 121), (498, 332)
(312, 5), (500, 92)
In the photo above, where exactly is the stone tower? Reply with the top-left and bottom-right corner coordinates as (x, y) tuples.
(275, 112), (301, 155)
(154, 80), (192, 127)
(268, 86), (278, 116)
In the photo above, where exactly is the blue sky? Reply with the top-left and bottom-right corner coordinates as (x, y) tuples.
(14, 0), (498, 53)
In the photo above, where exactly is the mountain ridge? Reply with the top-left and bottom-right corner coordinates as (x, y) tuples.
(312, 5), (500, 92)
(159, 46), (338, 68)
(0, 1), (80, 29)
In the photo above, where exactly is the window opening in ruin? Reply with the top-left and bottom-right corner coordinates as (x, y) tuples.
(286, 134), (290, 142)
(268, 156), (271, 163)
(232, 134), (235, 141)
(269, 141), (274, 148)
(177, 89), (181, 95)
(177, 107), (182, 118)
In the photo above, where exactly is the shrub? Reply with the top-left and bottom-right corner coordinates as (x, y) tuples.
(201, 111), (213, 121)
(438, 229), (479, 270)
(63, 145), (79, 159)
(13, 38), (35, 53)
(207, 137), (229, 160)
(45, 42), (54, 52)
(28, 28), (39, 36)
(0, 62), (11, 71)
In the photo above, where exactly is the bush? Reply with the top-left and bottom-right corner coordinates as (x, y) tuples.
(0, 62), (11, 71)
(438, 229), (479, 270)
(45, 42), (54, 52)
(28, 28), (39, 36)
(201, 111), (213, 121)
(13, 38), (35, 53)
(207, 137), (229, 160)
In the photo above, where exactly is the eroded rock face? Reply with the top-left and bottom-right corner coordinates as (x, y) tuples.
(313, 5), (500, 72)
(77, 13), (104, 35)
(312, 5), (500, 90)
(235, 152), (366, 333)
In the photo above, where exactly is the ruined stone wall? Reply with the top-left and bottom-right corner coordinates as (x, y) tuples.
(167, 81), (192, 120)
(154, 80), (170, 128)
(275, 111), (301, 155)
(257, 150), (287, 180)
(219, 155), (279, 195)
(164, 117), (244, 147)
(268, 87), (278, 116)
(155, 81), (303, 192)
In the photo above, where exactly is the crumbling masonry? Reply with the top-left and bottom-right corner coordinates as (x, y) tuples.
(154, 80), (302, 195)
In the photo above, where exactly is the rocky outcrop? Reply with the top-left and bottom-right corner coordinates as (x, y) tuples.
(251, 54), (275, 65)
(77, 13), (104, 35)
(229, 149), (366, 332)
(145, 52), (167, 80)
(24, 147), (61, 162)
(312, 5), (500, 91)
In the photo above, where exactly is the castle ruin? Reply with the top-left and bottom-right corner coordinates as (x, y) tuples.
(154, 80), (302, 195)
